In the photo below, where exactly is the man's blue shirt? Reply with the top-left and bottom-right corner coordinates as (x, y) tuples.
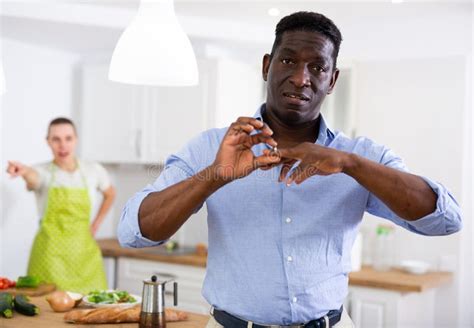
(118, 105), (461, 325)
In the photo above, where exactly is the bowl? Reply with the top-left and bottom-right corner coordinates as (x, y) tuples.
(82, 291), (141, 308)
(399, 260), (430, 275)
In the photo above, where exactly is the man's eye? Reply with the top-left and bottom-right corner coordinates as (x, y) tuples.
(281, 58), (294, 65)
(312, 65), (327, 73)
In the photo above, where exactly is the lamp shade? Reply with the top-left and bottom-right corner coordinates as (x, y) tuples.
(109, 0), (198, 86)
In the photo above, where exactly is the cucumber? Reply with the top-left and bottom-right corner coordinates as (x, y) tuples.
(13, 294), (40, 316)
(0, 292), (14, 318)
(16, 276), (41, 288)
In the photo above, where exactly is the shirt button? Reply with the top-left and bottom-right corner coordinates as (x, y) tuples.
(292, 297), (298, 303)
(286, 217), (292, 223)
(287, 256), (293, 262)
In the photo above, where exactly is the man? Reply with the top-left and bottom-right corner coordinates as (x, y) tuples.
(118, 11), (461, 328)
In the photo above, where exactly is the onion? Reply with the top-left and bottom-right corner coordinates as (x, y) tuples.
(45, 291), (75, 312)
(66, 291), (83, 307)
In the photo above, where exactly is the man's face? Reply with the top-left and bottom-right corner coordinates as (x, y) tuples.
(262, 30), (339, 125)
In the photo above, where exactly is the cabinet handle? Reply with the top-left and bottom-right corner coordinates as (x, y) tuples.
(135, 129), (142, 159)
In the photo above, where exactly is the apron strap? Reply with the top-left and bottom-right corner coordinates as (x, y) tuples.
(49, 159), (88, 189)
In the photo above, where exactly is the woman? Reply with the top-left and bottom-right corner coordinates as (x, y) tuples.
(6, 117), (115, 293)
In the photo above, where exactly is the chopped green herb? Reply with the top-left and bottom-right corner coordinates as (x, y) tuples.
(86, 290), (136, 304)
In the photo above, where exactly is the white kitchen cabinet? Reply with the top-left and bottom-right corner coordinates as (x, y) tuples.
(116, 258), (209, 314)
(78, 57), (263, 164)
(80, 63), (144, 163)
(348, 286), (435, 328)
(320, 61), (357, 137)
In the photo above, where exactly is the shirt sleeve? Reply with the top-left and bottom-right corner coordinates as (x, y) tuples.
(94, 162), (111, 192)
(365, 144), (462, 236)
(117, 131), (211, 248)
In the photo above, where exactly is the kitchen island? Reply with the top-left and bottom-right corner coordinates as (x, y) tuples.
(0, 295), (209, 328)
(98, 238), (454, 327)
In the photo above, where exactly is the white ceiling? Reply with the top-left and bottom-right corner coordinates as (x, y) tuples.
(1, 0), (472, 57)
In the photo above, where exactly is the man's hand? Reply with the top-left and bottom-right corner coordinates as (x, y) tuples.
(6, 161), (27, 178)
(268, 142), (350, 185)
(212, 117), (280, 181)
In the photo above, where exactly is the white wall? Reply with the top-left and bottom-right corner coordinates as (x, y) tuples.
(354, 56), (470, 327)
(0, 39), (80, 277)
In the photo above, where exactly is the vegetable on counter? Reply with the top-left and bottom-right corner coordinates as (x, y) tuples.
(16, 276), (41, 288)
(0, 292), (14, 318)
(165, 240), (179, 252)
(0, 277), (16, 290)
(86, 290), (136, 304)
(45, 291), (76, 312)
(13, 294), (40, 316)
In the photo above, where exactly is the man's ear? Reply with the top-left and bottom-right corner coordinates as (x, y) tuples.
(327, 68), (340, 95)
(262, 54), (271, 82)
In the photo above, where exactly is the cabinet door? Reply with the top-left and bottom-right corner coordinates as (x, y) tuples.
(211, 58), (264, 128)
(142, 59), (211, 163)
(80, 63), (144, 163)
(349, 286), (399, 328)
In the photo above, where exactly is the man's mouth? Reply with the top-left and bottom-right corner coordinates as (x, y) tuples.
(282, 92), (310, 104)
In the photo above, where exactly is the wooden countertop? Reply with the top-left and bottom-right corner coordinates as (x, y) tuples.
(98, 239), (453, 293)
(348, 265), (452, 293)
(0, 296), (209, 328)
(98, 238), (207, 268)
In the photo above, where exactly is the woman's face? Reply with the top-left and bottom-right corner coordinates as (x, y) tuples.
(47, 123), (77, 163)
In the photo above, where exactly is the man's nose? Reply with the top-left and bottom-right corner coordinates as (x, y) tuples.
(289, 64), (311, 88)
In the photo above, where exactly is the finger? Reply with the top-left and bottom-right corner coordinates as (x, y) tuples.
(249, 133), (277, 147)
(294, 165), (316, 185)
(228, 123), (256, 136)
(279, 162), (295, 182)
(258, 122), (274, 136)
(278, 147), (301, 161)
(6, 166), (17, 175)
(237, 117), (274, 136)
(286, 163), (309, 186)
(235, 117), (266, 131)
(259, 162), (281, 171)
(287, 163), (317, 185)
(253, 153), (281, 169)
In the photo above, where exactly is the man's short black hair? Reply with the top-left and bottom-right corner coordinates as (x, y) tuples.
(270, 11), (343, 68)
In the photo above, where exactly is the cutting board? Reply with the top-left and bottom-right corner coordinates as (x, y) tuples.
(2, 283), (56, 296)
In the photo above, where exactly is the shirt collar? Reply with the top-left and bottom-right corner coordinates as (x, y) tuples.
(254, 103), (335, 146)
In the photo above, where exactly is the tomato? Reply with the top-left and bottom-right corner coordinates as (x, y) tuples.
(0, 277), (15, 289)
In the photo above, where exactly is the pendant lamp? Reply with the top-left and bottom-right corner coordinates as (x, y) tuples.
(109, 0), (198, 86)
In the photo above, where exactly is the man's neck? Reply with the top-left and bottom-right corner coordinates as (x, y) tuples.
(262, 108), (321, 148)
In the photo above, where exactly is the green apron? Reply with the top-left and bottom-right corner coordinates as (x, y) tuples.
(27, 162), (107, 293)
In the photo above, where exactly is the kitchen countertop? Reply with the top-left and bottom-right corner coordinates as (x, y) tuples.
(98, 238), (453, 293)
(98, 238), (206, 268)
(0, 295), (209, 328)
(348, 265), (452, 292)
